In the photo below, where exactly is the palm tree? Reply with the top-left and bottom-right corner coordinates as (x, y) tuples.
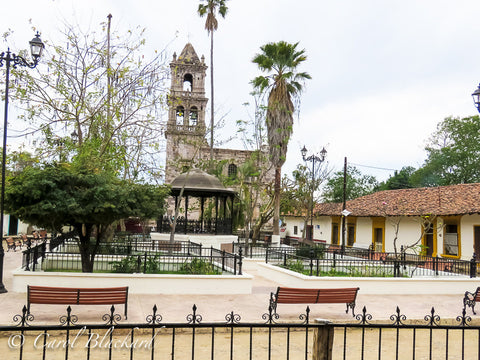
(197, 0), (229, 162)
(252, 41), (311, 236)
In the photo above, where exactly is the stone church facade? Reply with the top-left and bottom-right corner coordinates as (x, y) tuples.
(164, 43), (274, 233)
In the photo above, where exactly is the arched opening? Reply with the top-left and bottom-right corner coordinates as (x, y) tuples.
(183, 73), (193, 92)
(228, 164), (237, 179)
(176, 106), (185, 125)
(189, 106), (198, 126)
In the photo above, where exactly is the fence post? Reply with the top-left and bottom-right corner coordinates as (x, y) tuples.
(470, 253), (477, 278)
(309, 249), (315, 276)
(434, 256), (439, 276)
(32, 247), (38, 271)
(222, 250), (226, 271)
(238, 247), (243, 275)
(283, 252), (287, 267)
(333, 251), (336, 268)
(265, 247), (269, 264)
(143, 252), (147, 273)
(312, 320), (334, 360)
(24, 248), (30, 271)
(137, 255), (141, 273)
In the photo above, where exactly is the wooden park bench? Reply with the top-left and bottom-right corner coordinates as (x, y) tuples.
(27, 285), (129, 319)
(463, 286), (480, 314)
(269, 286), (360, 316)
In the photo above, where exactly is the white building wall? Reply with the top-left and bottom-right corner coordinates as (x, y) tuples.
(354, 217), (372, 248)
(384, 216), (422, 253)
(458, 214), (480, 260)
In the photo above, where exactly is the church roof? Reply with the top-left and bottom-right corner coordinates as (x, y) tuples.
(177, 43), (200, 64)
(170, 168), (235, 197)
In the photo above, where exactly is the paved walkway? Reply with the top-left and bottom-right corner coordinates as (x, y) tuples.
(0, 248), (474, 326)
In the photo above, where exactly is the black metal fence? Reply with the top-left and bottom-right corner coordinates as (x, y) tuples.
(22, 246), (243, 275)
(2, 304), (479, 359)
(232, 242), (477, 278)
(156, 216), (232, 235)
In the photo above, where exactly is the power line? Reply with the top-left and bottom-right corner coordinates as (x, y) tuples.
(349, 162), (400, 172)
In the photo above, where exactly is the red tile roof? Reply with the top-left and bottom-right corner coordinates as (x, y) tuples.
(315, 183), (480, 217)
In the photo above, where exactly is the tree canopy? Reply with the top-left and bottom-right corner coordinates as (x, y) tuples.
(10, 17), (169, 181)
(5, 164), (169, 271)
(417, 115), (480, 185)
(322, 165), (378, 203)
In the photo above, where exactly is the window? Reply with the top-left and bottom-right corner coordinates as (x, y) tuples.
(189, 107), (198, 126)
(183, 73), (193, 91)
(176, 106), (185, 125)
(444, 224), (459, 256)
(293, 226), (298, 235)
(228, 164), (237, 179)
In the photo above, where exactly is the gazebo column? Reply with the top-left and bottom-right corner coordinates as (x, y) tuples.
(185, 195), (189, 235)
(230, 194), (234, 234)
(223, 196), (227, 234)
(215, 196), (219, 235)
(200, 196), (205, 233)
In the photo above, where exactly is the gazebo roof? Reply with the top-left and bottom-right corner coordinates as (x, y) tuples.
(170, 169), (235, 197)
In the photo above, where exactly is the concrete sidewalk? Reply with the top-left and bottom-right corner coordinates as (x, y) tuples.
(0, 248), (475, 325)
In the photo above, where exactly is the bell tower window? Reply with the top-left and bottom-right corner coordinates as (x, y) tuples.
(176, 106), (185, 125)
(189, 107), (198, 126)
(183, 73), (193, 92)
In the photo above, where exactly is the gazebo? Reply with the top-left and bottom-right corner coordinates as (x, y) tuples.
(158, 169), (236, 235)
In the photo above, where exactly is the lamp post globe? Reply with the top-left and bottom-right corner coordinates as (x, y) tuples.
(472, 83), (480, 113)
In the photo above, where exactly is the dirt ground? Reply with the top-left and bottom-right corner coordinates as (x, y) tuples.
(0, 326), (477, 359)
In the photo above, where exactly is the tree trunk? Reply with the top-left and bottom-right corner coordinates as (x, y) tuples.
(75, 224), (99, 273)
(209, 31), (214, 162)
(273, 166), (281, 235)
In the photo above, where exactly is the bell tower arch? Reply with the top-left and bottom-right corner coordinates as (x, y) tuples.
(165, 43), (208, 184)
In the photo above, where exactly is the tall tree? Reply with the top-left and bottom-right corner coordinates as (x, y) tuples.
(198, 0), (229, 162)
(416, 115), (480, 185)
(252, 41), (311, 236)
(282, 163), (329, 240)
(10, 16), (169, 182)
(323, 165), (378, 203)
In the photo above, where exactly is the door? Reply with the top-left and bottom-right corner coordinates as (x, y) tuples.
(424, 233), (434, 256)
(332, 224), (339, 245)
(374, 228), (383, 252)
(474, 226), (480, 257)
(8, 215), (18, 235)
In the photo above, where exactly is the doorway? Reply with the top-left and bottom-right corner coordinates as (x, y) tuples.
(474, 226), (480, 257)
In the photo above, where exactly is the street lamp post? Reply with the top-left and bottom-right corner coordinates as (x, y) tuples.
(0, 32), (44, 293)
(472, 83), (480, 113)
(301, 145), (327, 242)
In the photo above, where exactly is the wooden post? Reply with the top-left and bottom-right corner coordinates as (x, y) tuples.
(312, 320), (334, 360)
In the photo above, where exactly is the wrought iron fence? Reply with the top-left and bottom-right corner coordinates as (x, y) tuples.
(156, 216), (232, 235)
(233, 242), (477, 278)
(1, 304), (479, 359)
(54, 238), (204, 256)
(22, 248), (243, 275)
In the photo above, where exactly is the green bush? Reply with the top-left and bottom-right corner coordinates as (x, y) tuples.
(179, 258), (221, 275)
(295, 245), (325, 259)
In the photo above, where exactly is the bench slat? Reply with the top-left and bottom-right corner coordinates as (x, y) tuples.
(27, 285), (129, 319)
(271, 287), (359, 316)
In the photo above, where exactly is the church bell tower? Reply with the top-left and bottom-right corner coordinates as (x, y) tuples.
(165, 43), (208, 184)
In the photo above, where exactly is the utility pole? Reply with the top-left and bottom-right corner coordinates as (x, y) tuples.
(341, 157), (347, 254)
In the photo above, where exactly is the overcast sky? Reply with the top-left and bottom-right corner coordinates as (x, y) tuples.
(2, 0), (480, 182)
